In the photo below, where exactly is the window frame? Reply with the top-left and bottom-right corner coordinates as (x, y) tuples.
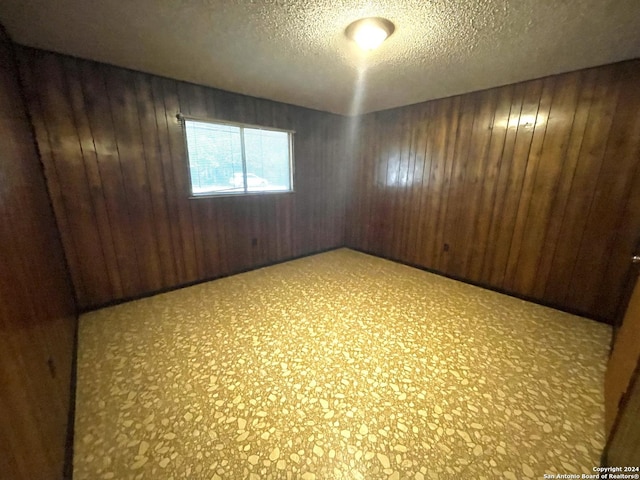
(179, 114), (296, 199)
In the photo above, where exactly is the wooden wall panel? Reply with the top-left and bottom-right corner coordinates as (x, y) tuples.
(0, 30), (77, 480)
(19, 48), (349, 310)
(347, 60), (640, 323)
(605, 274), (640, 435)
(17, 45), (640, 323)
(605, 365), (640, 465)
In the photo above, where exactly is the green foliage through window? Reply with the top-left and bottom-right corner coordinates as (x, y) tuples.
(183, 118), (293, 196)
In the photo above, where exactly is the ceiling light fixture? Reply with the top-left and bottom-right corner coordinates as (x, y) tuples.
(346, 17), (395, 51)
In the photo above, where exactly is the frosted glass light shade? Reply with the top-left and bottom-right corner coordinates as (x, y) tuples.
(346, 17), (395, 51)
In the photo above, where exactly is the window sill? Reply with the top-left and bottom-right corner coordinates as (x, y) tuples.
(188, 190), (295, 200)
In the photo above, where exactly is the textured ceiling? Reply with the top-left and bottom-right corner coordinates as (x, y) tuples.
(1, 0), (639, 115)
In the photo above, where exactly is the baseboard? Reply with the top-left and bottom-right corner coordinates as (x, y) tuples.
(80, 246), (344, 314)
(345, 245), (611, 325)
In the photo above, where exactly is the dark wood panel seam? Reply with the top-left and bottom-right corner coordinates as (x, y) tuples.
(500, 80), (548, 287)
(174, 82), (202, 279)
(7, 39), (80, 480)
(562, 71), (626, 306)
(480, 84), (526, 284)
(476, 85), (516, 280)
(101, 65), (145, 293)
(595, 158), (640, 315)
(13, 48), (80, 310)
(61, 57), (115, 301)
(23, 53), (90, 304)
(156, 78), (189, 281)
(133, 74), (170, 288)
(532, 73), (588, 295)
(434, 97), (462, 271)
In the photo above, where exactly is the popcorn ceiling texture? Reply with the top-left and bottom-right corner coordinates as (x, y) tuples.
(74, 249), (611, 479)
(1, 0), (639, 114)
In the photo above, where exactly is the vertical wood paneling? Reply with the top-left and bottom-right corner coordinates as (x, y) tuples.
(442, 93), (477, 275)
(18, 52), (86, 304)
(397, 106), (420, 261)
(78, 59), (145, 298)
(105, 66), (165, 294)
(132, 72), (179, 287)
(508, 74), (575, 294)
(17, 45), (640, 322)
(543, 66), (620, 305)
(480, 83), (525, 284)
(380, 110), (400, 257)
(149, 75), (189, 283)
(455, 89), (497, 278)
(605, 366), (640, 465)
(64, 56), (125, 299)
(487, 84), (529, 283)
(162, 77), (200, 284)
(432, 96), (462, 272)
(177, 81), (209, 279)
(19, 48), (348, 310)
(0, 30), (76, 480)
(348, 59), (640, 323)
(31, 52), (113, 304)
(404, 106), (429, 265)
(500, 78), (548, 289)
(567, 64), (640, 318)
(466, 85), (514, 282)
(531, 70), (597, 299)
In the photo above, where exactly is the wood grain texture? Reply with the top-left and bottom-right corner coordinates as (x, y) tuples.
(0, 31), (77, 480)
(18, 48), (349, 310)
(17, 45), (640, 322)
(346, 60), (640, 323)
(605, 275), (640, 435)
(605, 365), (640, 465)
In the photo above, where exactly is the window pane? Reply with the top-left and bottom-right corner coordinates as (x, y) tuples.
(184, 118), (293, 197)
(184, 120), (244, 195)
(243, 128), (291, 192)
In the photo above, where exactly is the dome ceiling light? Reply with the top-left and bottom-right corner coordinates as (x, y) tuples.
(345, 17), (395, 51)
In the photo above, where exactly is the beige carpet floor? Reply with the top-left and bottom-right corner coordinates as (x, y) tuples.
(75, 248), (611, 479)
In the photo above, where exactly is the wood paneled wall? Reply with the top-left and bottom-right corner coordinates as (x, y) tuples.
(347, 60), (640, 323)
(18, 48), (349, 310)
(605, 365), (640, 465)
(0, 31), (77, 480)
(17, 45), (640, 322)
(605, 273), (640, 434)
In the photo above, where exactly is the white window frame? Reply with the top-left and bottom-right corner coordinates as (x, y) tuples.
(179, 114), (295, 198)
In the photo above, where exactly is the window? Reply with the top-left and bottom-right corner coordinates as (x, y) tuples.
(182, 116), (294, 197)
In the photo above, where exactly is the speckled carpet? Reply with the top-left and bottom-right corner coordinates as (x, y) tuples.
(75, 248), (611, 479)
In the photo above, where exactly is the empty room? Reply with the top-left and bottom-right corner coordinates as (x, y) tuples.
(2, 0), (640, 479)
